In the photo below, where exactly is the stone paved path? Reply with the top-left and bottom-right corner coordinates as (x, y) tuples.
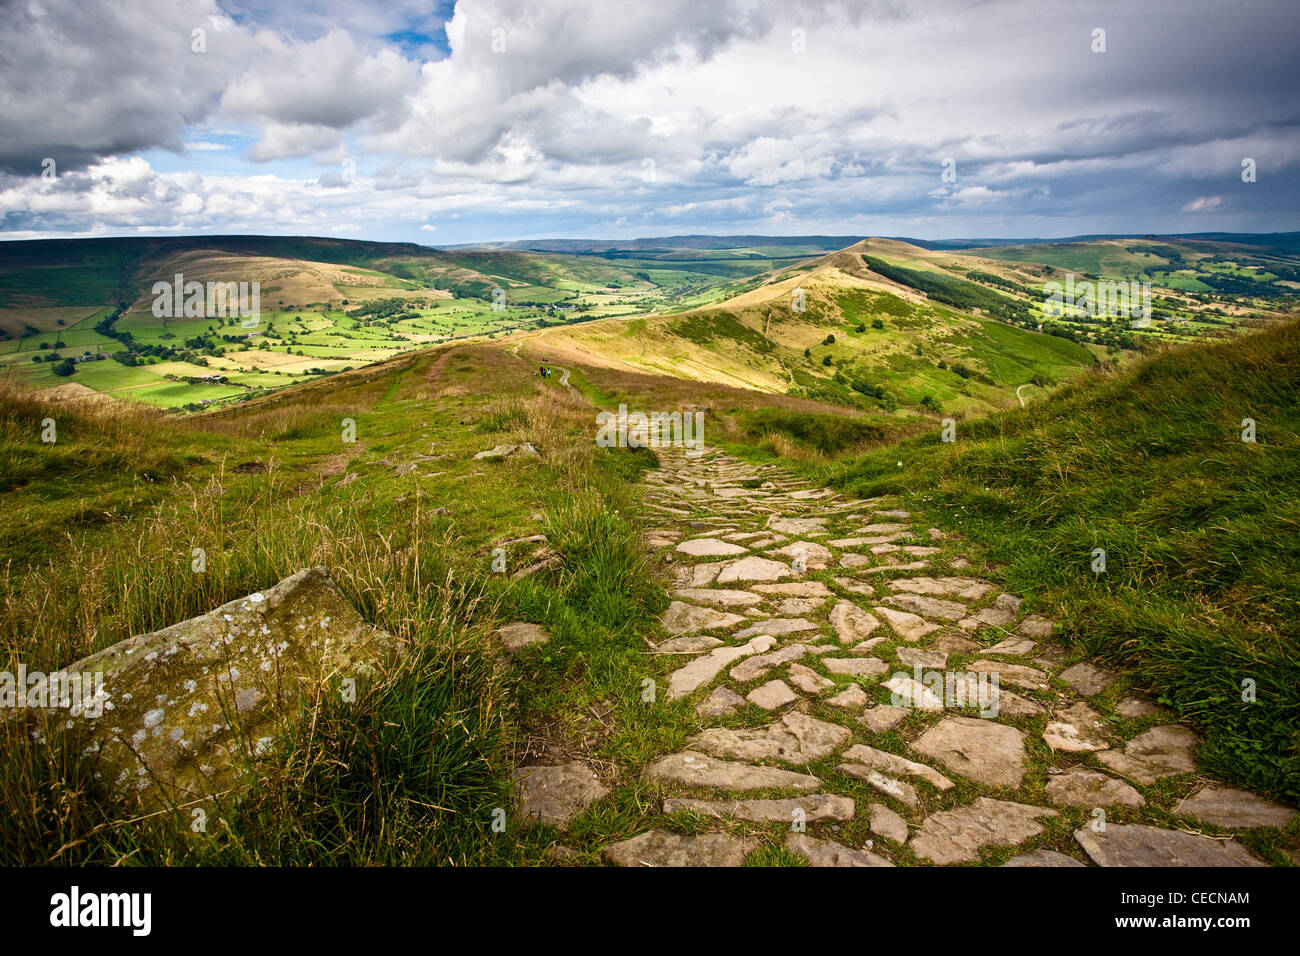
(598, 447), (1295, 866)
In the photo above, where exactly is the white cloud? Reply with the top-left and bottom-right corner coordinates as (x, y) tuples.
(3, 0), (1299, 240)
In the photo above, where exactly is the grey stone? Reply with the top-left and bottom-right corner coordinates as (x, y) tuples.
(1115, 695), (1164, 718)
(836, 764), (921, 807)
(644, 751), (820, 791)
(870, 804), (910, 843)
(1018, 615), (1055, 638)
(1060, 661), (1121, 696)
(964, 660), (1050, 691)
(874, 606), (939, 641)
(769, 541), (833, 570)
(883, 594), (967, 621)
(826, 683), (870, 710)
(746, 679), (800, 710)
(688, 712), (850, 764)
(676, 538), (749, 557)
(767, 516), (828, 535)
(897, 647), (949, 669)
(829, 601), (881, 644)
(653, 634), (724, 654)
(850, 638), (887, 655)
(958, 595), (1020, 631)
(823, 657), (889, 678)
(1097, 725), (1199, 784)
(832, 577), (876, 597)
(1074, 824), (1263, 867)
(786, 833), (894, 867)
(1003, 849), (1086, 867)
(730, 643), (812, 682)
(1043, 701), (1112, 753)
(910, 716), (1027, 788)
(1045, 769), (1146, 809)
(859, 705), (910, 733)
(881, 674), (944, 710)
(947, 673), (1044, 717)
(753, 581), (833, 597)
(666, 635), (778, 699)
(786, 663), (835, 695)
(497, 621), (551, 652)
(1174, 786), (1297, 829)
(717, 556), (796, 583)
(474, 442), (539, 460)
(665, 794), (854, 823)
(696, 686), (746, 718)
(842, 743), (955, 791)
(660, 601), (747, 635)
(911, 798), (1058, 865)
(984, 636), (1038, 656)
(887, 576), (995, 600)
(513, 763), (609, 827)
(672, 588), (763, 607)
(929, 631), (981, 655)
(45, 567), (403, 809)
(674, 562), (723, 588)
(733, 618), (819, 640)
(603, 829), (757, 867)
(774, 597), (827, 616)
(850, 522), (911, 534)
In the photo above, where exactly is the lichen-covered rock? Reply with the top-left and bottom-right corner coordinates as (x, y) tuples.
(36, 567), (403, 809)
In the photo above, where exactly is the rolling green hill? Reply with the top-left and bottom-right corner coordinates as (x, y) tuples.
(0, 236), (780, 410)
(760, 318), (1300, 800)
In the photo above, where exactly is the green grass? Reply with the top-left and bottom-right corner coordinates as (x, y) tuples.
(806, 318), (1300, 800)
(0, 345), (674, 865)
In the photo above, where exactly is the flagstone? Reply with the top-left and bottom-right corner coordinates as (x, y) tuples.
(1045, 769), (1146, 809)
(746, 679), (800, 710)
(785, 833), (894, 867)
(676, 538), (749, 557)
(786, 663), (835, 695)
(1074, 824), (1263, 867)
(1174, 786), (1297, 829)
(666, 635), (778, 699)
(664, 794), (854, 823)
(829, 601), (881, 644)
(672, 588), (763, 607)
(911, 798), (1057, 865)
(1097, 725), (1199, 784)
(602, 829), (758, 867)
(883, 594), (968, 620)
(729, 643), (813, 682)
(823, 656), (889, 678)
(660, 601), (748, 635)
(910, 716), (1028, 788)
(874, 606), (939, 641)
(696, 686), (746, 718)
(644, 751), (820, 791)
(1061, 661), (1121, 696)
(716, 556), (797, 583)
(688, 712), (851, 764)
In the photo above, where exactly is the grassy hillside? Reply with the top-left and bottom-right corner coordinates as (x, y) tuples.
(0, 236), (785, 411)
(742, 318), (1300, 799)
(0, 344), (678, 864)
(527, 241), (1104, 418)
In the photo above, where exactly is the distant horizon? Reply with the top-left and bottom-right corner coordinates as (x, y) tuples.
(2, 228), (1298, 251)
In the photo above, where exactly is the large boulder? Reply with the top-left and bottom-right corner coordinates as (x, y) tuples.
(32, 567), (403, 810)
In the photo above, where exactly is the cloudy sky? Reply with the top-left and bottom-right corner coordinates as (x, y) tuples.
(1, 0), (1297, 244)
